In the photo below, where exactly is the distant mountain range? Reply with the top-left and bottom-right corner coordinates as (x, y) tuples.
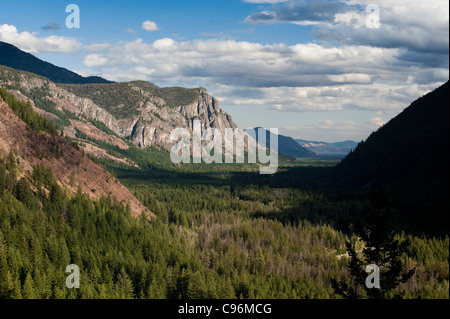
(296, 139), (357, 158)
(0, 41), (112, 84)
(245, 128), (316, 158)
(243, 128), (357, 159)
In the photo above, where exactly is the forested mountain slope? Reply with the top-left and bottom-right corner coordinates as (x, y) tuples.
(333, 81), (449, 187)
(330, 81), (449, 236)
(0, 89), (151, 218)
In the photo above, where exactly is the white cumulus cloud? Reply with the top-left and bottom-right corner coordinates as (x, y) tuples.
(0, 24), (81, 53)
(83, 54), (108, 67)
(142, 20), (160, 32)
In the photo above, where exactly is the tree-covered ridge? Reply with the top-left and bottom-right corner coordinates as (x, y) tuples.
(60, 81), (202, 119)
(335, 81), (449, 186)
(0, 88), (58, 136)
(130, 80), (202, 108)
(0, 65), (51, 85)
(0, 66), (76, 130)
(1, 84), (150, 218)
(0, 41), (112, 84)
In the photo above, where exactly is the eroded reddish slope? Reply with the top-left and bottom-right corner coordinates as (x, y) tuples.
(0, 97), (153, 219)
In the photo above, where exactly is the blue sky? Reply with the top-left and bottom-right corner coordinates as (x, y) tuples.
(1, 0), (448, 142)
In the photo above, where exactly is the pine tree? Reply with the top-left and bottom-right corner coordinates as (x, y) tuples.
(221, 278), (236, 299)
(22, 273), (37, 299)
(331, 185), (415, 298)
(186, 271), (207, 299)
(166, 267), (177, 299)
(11, 278), (22, 299)
(0, 235), (13, 299)
(115, 267), (135, 299)
(147, 277), (166, 299)
(102, 265), (113, 285)
(5, 150), (17, 175)
(53, 285), (67, 299)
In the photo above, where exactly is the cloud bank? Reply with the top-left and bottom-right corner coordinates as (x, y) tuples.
(0, 24), (81, 53)
(75, 0), (447, 115)
(78, 37), (447, 112)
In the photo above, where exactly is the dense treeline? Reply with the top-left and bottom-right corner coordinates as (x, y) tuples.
(0, 88), (58, 135)
(0, 152), (448, 299)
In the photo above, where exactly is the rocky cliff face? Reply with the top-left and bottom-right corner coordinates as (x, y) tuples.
(50, 87), (122, 135)
(0, 66), (251, 154)
(130, 88), (240, 150)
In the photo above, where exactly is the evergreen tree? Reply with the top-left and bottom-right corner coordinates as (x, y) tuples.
(221, 278), (236, 299)
(11, 278), (22, 299)
(186, 271), (208, 299)
(5, 151), (17, 175)
(331, 185), (415, 298)
(22, 273), (37, 299)
(53, 285), (67, 299)
(0, 236), (13, 299)
(115, 267), (134, 299)
(147, 277), (166, 299)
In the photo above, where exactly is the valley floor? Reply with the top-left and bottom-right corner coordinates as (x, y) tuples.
(1, 152), (448, 299)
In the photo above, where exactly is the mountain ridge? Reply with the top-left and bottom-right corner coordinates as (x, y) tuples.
(296, 139), (357, 158)
(333, 81), (449, 186)
(0, 64), (253, 166)
(0, 41), (113, 84)
(329, 81), (449, 235)
(245, 127), (316, 158)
